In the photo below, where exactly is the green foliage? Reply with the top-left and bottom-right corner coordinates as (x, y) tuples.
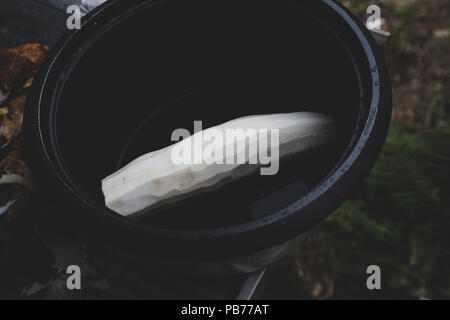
(326, 126), (450, 299)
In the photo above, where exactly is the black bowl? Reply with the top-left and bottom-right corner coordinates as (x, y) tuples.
(25, 0), (392, 275)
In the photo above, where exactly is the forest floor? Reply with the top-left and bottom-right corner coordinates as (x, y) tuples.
(263, 0), (450, 300)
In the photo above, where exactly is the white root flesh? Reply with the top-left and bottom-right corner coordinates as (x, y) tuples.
(102, 112), (335, 217)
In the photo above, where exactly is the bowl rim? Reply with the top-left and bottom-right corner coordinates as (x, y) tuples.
(24, 0), (392, 258)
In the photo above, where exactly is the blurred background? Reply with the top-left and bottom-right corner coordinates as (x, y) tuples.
(263, 0), (450, 300)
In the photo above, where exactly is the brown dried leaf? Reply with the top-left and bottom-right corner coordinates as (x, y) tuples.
(0, 92), (28, 146)
(6, 43), (50, 66)
(0, 43), (48, 240)
(0, 43), (49, 95)
(1, 156), (31, 180)
(0, 53), (32, 95)
(22, 77), (34, 90)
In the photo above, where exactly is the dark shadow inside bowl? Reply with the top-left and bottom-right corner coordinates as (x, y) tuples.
(56, 1), (366, 229)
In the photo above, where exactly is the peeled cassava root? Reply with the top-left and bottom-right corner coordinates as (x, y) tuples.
(102, 112), (335, 217)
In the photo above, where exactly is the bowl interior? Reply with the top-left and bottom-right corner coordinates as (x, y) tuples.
(56, 1), (365, 229)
